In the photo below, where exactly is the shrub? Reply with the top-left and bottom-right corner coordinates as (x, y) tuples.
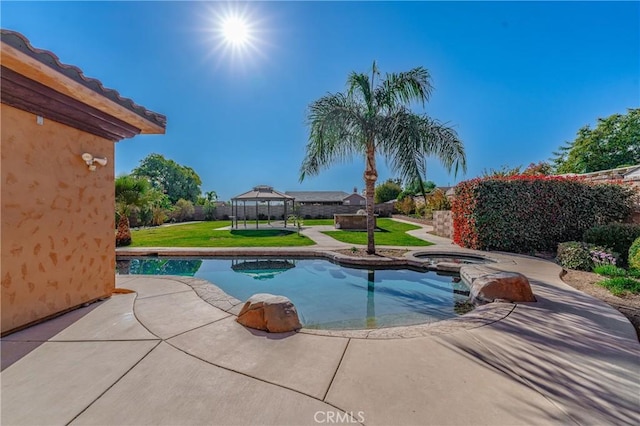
(203, 202), (216, 220)
(629, 236), (640, 270)
(593, 265), (627, 278)
(173, 199), (195, 222)
(395, 197), (416, 215)
(452, 176), (635, 252)
(597, 277), (640, 296)
(152, 207), (168, 226)
(583, 223), (640, 266)
(590, 248), (619, 267)
(556, 242), (597, 271)
(426, 189), (451, 211)
(628, 269), (640, 278)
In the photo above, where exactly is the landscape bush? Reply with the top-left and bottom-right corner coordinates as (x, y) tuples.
(593, 264), (627, 278)
(583, 223), (640, 266)
(173, 199), (195, 222)
(426, 189), (451, 211)
(452, 176), (635, 253)
(203, 202), (216, 221)
(597, 277), (640, 296)
(556, 242), (602, 271)
(395, 197), (416, 215)
(628, 236), (640, 270)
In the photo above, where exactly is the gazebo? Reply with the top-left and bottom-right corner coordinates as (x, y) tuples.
(230, 185), (295, 229)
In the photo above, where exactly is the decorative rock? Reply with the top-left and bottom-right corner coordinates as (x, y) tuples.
(236, 293), (302, 333)
(459, 265), (496, 286)
(470, 272), (536, 304)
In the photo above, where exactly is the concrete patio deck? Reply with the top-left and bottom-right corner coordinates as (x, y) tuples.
(2, 221), (639, 425)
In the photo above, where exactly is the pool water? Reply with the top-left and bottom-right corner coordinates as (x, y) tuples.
(120, 257), (472, 330)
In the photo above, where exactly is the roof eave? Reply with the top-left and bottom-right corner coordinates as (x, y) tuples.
(1, 36), (165, 135)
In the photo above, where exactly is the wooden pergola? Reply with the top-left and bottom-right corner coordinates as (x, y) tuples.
(230, 185), (295, 229)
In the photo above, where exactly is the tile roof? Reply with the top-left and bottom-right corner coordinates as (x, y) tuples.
(1, 29), (166, 130)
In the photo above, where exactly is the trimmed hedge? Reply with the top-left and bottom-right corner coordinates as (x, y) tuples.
(629, 237), (640, 270)
(583, 223), (640, 266)
(452, 176), (636, 253)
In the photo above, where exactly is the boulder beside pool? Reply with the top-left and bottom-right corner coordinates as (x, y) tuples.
(236, 293), (302, 333)
(470, 271), (536, 304)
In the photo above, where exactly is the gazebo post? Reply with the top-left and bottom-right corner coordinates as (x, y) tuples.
(243, 201), (246, 228)
(284, 200), (288, 228)
(255, 201), (259, 229)
(267, 201), (271, 226)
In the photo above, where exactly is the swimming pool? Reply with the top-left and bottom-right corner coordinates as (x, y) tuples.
(119, 257), (472, 330)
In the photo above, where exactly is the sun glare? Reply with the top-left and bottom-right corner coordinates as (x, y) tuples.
(222, 17), (249, 46)
(201, 4), (271, 71)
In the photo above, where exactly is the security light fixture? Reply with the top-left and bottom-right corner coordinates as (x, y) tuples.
(81, 153), (107, 171)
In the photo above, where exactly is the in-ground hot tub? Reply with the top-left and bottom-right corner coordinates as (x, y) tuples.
(413, 252), (495, 265)
(334, 213), (376, 230)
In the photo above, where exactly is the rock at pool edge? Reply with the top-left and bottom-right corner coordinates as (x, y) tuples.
(470, 272), (536, 304)
(237, 293), (302, 333)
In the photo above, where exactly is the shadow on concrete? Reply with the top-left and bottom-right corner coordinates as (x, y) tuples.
(438, 277), (640, 425)
(1, 300), (105, 370)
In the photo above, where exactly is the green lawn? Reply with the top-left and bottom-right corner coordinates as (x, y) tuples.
(322, 218), (433, 246)
(129, 221), (315, 247)
(301, 219), (334, 226)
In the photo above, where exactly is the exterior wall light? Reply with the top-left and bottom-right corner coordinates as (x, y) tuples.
(81, 152), (108, 171)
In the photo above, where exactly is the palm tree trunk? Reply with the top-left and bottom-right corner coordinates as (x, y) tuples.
(115, 214), (132, 247)
(364, 143), (378, 254)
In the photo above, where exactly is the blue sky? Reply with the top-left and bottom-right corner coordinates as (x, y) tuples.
(3, 1), (638, 200)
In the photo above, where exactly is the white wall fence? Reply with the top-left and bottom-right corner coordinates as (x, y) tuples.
(191, 203), (394, 221)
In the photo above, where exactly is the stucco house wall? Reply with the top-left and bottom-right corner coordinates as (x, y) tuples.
(0, 29), (166, 335)
(1, 104), (115, 333)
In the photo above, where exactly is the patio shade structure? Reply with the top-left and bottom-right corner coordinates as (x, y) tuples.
(230, 185), (295, 229)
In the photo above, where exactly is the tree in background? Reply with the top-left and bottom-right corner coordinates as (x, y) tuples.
(426, 189), (451, 211)
(482, 162), (553, 178)
(133, 153), (202, 203)
(481, 164), (523, 178)
(552, 108), (640, 174)
(196, 190), (218, 221)
(138, 187), (171, 227)
(375, 179), (403, 203)
(395, 196), (416, 216)
(115, 175), (151, 246)
(522, 161), (553, 176)
(300, 62), (466, 253)
(398, 179), (436, 201)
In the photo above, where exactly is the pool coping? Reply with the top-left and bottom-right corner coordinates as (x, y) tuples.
(116, 247), (521, 339)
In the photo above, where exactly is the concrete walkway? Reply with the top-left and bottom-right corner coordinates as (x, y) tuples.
(2, 221), (639, 425)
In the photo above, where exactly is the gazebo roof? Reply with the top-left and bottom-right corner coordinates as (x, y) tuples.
(231, 185), (294, 201)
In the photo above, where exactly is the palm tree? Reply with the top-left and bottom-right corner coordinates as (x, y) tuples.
(300, 62), (467, 254)
(115, 175), (151, 246)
